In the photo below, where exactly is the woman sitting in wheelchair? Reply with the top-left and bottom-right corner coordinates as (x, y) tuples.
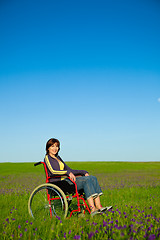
(44, 138), (112, 216)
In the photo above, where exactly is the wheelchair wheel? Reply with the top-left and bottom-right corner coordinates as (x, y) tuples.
(28, 183), (68, 219)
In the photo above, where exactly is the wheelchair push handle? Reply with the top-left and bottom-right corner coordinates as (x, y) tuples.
(34, 162), (42, 166)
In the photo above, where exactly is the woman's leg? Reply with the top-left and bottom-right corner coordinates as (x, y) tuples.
(94, 194), (113, 212)
(76, 176), (98, 200)
(86, 176), (105, 209)
(94, 196), (102, 210)
(88, 176), (103, 196)
(76, 176), (105, 213)
(87, 197), (97, 212)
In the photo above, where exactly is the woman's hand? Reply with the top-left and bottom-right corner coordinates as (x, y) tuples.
(69, 172), (76, 182)
(85, 173), (89, 176)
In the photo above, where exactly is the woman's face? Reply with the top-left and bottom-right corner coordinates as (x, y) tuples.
(48, 143), (59, 157)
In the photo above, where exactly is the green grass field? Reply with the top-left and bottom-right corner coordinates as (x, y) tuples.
(0, 162), (160, 240)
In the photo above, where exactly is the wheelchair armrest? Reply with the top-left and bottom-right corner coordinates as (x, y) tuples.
(47, 175), (76, 184)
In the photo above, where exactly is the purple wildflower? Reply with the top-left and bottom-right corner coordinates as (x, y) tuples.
(92, 222), (97, 226)
(73, 235), (81, 239)
(88, 232), (95, 239)
(103, 220), (108, 227)
(18, 225), (21, 229)
(148, 234), (156, 240)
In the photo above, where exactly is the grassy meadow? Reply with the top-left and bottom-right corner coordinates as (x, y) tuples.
(0, 162), (160, 240)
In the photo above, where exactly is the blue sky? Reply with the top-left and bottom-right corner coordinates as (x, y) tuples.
(0, 0), (160, 162)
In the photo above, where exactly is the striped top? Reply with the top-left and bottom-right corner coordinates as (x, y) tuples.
(44, 154), (88, 182)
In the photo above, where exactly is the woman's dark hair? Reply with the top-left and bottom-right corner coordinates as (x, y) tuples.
(46, 138), (60, 156)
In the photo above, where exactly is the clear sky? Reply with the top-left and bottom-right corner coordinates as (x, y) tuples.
(0, 0), (160, 162)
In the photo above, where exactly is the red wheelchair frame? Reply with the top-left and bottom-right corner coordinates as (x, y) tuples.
(35, 161), (91, 218)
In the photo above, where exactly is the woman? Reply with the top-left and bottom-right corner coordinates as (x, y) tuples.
(44, 138), (112, 216)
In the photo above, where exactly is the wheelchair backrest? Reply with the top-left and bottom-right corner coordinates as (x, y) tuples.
(34, 161), (50, 183)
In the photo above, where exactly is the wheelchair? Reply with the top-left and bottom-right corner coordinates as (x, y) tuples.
(28, 162), (91, 219)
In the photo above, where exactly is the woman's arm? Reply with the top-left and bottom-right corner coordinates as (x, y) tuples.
(44, 155), (71, 176)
